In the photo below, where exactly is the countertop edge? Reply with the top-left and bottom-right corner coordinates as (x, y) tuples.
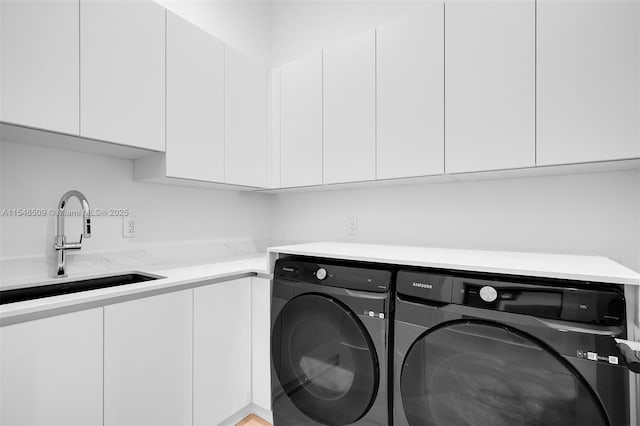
(268, 247), (640, 286)
(0, 257), (270, 324)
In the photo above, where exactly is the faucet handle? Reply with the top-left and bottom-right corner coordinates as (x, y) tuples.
(66, 233), (83, 246)
(55, 234), (83, 250)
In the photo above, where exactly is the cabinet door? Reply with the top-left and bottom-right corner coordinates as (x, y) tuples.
(166, 12), (225, 182)
(537, 0), (640, 165)
(194, 278), (252, 425)
(0, 309), (103, 426)
(445, 0), (535, 173)
(323, 31), (376, 184)
(251, 277), (271, 411)
(377, 7), (444, 179)
(104, 291), (192, 426)
(0, 0), (79, 134)
(80, 0), (165, 151)
(280, 52), (323, 187)
(269, 68), (283, 189)
(225, 47), (268, 187)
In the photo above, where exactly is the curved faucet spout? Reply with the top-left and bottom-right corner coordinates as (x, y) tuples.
(57, 190), (92, 238)
(54, 190), (91, 277)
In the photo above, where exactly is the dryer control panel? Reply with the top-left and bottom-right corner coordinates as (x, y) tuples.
(397, 269), (625, 327)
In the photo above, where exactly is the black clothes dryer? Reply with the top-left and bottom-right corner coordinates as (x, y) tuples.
(393, 269), (640, 426)
(271, 257), (393, 426)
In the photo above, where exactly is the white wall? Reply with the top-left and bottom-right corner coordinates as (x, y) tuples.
(270, 170), (640, 272)
(156, 0), (272, 63)
(0, 141), (272, 259)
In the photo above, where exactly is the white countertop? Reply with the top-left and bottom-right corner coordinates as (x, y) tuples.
(0, 255), (268, 323)
(4, 241), (640, 324)
(268, 242), (640, 286)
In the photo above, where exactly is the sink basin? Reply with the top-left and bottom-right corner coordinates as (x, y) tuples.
(0, 273), (164, 305)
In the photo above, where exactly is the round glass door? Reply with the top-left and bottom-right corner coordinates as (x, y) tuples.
(400, 321), (608, 426)
(272, 293), (379, 426)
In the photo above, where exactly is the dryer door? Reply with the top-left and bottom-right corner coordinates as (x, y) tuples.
(272, 293), (379, 426)
(400, 320), (608, 426)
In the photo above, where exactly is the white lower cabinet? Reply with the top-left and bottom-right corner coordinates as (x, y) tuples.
(104, 291), (193, 426)
(0, 278), (268, 426)
(0, 309), (103, 426)
(194, 278), (252, 425)
(251, 277), (272, 412)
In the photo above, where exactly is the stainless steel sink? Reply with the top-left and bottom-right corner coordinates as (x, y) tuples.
(0, 272), (165, 305)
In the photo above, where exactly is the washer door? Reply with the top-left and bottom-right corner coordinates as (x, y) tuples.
(272, 293), (379, 426)
(400, 321), (608, 426)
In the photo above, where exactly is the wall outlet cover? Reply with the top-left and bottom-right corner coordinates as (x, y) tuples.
(347, 217), (358, 235)
(123, 216), (136, 238)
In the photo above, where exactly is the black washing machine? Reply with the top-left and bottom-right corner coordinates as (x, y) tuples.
(393, 268), (640, 426)
(271, 257), (393, 426)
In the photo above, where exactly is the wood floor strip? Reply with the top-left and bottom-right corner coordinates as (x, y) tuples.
(235, 413), (272, 426)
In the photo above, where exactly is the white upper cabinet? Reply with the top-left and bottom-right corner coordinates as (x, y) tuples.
(445, 0), (535, 174)
(537, 0), (640, 165)
(80, 0), (165, 151)
(166, 12), (225, 182)
(376, 7), (444, 179)
(225, 47), (268, 187)
(323, 31), (376, 184)
(194, 279), (252, 425)
(280, 52), (323, 187)
(0, 0), (79, 134)
(0, 309), (103, 426)
(104, 291), (192, 426)
(269, 68), (283, 189)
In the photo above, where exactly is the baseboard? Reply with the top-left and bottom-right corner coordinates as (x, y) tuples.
(251, 403), (273, 423)
(220, 403), (273, 426)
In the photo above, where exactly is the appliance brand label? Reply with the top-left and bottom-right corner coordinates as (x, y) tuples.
(412, 282), (433, 289)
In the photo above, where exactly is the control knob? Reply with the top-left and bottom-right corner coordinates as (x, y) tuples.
(480, 285), (498, 303)
(316, 268), (327, 280)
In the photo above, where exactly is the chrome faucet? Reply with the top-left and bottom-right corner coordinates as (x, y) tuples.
(54, 190), (91, 277)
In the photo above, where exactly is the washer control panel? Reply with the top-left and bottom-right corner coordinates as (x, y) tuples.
(276, 257), (392, 293)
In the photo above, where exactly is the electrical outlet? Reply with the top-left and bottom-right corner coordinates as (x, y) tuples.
(347, 217), (358, 235)
(123, 216), (136, 238)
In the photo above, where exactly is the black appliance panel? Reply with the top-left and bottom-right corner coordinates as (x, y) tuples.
(396, 271), (452, 303)
(276, 258), (392, 293)
(451, 277), (625, 326)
